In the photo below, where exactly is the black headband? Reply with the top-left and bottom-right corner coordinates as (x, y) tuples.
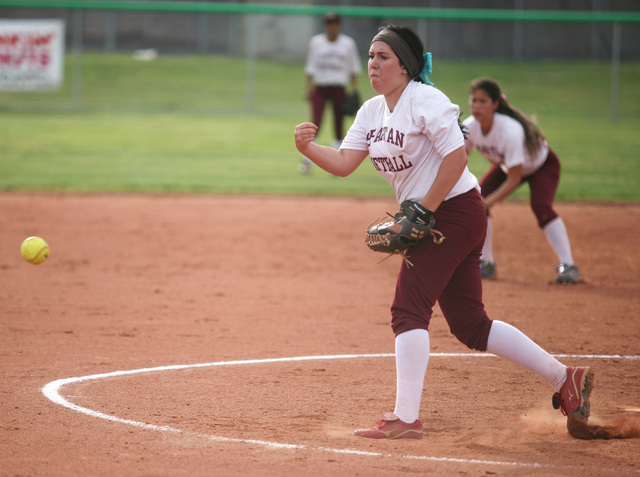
(372, 29), (421, 79)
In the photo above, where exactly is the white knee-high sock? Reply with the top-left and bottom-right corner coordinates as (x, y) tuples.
(544, 217), (574, 265)
(394, 329), (430, 424)
(486, 320), (566, 391)
(481, 216), (494, 263)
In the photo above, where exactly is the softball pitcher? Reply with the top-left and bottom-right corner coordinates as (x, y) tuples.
(294, 25), (592, 440)
(463, 78), (582, 284)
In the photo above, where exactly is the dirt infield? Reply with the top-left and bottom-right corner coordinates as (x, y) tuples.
(1, 193), (639, 476)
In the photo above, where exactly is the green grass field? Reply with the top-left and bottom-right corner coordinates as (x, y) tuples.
(1, 53), (638, 201)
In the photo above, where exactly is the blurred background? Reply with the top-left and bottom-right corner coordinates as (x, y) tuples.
(2, 0), (639, 113)
(3, 0), (639, 60)
(1, 1), (638, 200)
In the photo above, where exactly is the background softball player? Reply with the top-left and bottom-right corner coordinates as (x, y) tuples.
(294, 25), (592, 440)
(463, 78), (582, 284)
(299, 12), (361, 174)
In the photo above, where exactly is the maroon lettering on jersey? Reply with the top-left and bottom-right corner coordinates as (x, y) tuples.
(374, 127), (387, 143)
(370, 155), (413, 173)
(392, 154), (413, 171)
(477, 145), (505, 162)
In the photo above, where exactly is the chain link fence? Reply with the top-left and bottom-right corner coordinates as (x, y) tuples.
(1, 1), (638, 118)
(3, 1), (639, 60)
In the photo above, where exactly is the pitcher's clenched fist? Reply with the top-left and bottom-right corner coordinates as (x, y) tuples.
(293, 122), (367, 177)
(294, 122), (318, 154)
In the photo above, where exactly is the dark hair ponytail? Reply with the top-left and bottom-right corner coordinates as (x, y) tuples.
(470, 78), (546, 155)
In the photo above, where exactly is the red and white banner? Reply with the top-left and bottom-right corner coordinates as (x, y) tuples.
(0, 19), (65, 91)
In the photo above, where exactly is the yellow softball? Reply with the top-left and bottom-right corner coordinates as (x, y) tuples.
(20, 236), (50, 265)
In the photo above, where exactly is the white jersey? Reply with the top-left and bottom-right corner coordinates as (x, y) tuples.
(463, 113), (548, 177)
(305, 33), (361, 87)
(341, 80), (478, 204)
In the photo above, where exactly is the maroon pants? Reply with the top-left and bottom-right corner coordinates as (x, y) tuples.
(480, 149), (561, 228)
(391, 189), (493, 351)
(309, 85), (346, 141)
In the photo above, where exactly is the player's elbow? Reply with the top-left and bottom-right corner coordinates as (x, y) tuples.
(332, 165), (354, 177)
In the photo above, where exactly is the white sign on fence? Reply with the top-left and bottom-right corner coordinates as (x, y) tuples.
(0, 19), (65, 91)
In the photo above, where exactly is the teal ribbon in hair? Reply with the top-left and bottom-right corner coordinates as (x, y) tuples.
(420, 52), (434, 86)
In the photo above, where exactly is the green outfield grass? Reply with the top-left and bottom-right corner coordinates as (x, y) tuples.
(1, 54), (638, 201)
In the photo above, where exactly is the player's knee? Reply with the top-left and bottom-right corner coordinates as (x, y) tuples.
(391, 311), (432, 336)
(448, 316), (492, 351)
(531, 204), (557, 228)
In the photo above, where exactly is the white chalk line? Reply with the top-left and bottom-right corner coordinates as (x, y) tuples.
(42, 352), (640, 470)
